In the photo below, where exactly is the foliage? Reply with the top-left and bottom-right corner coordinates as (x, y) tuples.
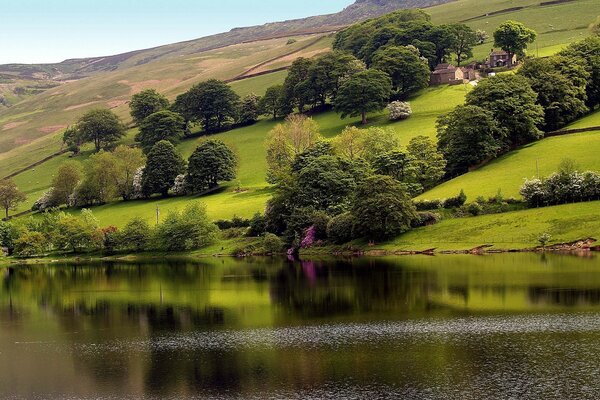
(121, 216), (151, 252)
(414, 199), (443, 211)
(520, 169), (600, 208)
(443, 189), (467, 209)
(170, 174), (187, 196)
(331, 126), (366, 161)
(466, 74), (544, 147)
(129, 89), (169, 125)
(53, 210), (102, 252)
(112, 145), (146, 200)
(493, 20), (537, 63)
(0, 221), (20, 252)
(77, 108), (125, 152)
(75, 151), (118, 205)
(62, 125), (84, 155)
(0, 178), (26, 219)
(361, 127), (400, 163)
(437, 105), (504, 176)
(50, 161), (81, 206)
(291, 141), (334, 173)
(559, 37), (600, 109)
(187, 140), (237, 193)
(32, 189), (59, 212)
(448, 24), (477, 66)
(136, 110), (186, 153)
(326, 212), (355, 244)
(153, 203), (217, 251)
(371, 46), (429, 99)
(411, 211), (441, 228)
(351, 174), (417, 240)
(406, 135), (446, 191)
(388, 101), (412, 121)
(14, 231), (47, 257)
(282, 58), (312, 113)
(238, 93), (261, 125)
(335, 69), (392, 124)
(248, 212), (267, 237)
(142, 141), (186, 197)
(260, 85), (286, 120)
(262, 233), (284, 254)
(538, 232), (552, 248)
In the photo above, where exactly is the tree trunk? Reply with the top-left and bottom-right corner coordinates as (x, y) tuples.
(361, 111), (367, 125)
(4, 207), (8, 220)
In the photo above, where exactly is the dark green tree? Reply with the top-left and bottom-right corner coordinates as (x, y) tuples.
(282, 57), (313, 112)
(448, 24), (478, 66)
(62, 125), (84, 155)
(260, 85), (286, 119)
(129, 89), (169, 124)
(238, 93), (261, 125)
(371, 46), (430, 99)
(142, 140), (185, 197)
(351, 175), (418, 241)
(77, 109), (125, 152)
(335, 69), (392, 125)
(136, 110), (186, 153)
(437, 105), (505, 176)
(187, 140), (237, 193)
(493, 20), (537, 67)
(559, 37), (600, 109)
(466, 74), (544, 147)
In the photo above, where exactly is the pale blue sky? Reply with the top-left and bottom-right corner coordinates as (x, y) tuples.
(0, 0), (353, 64)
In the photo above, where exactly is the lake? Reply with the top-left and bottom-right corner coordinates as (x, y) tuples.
(2, 253), (600, 399)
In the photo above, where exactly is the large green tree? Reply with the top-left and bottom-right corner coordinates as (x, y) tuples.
(129, 89), (169, 125)
(518, 56), (589, 131)
(282, 57), (313, 113)
(187, 140), (237, 193)
(493, 20), (537, 67)
(351, 175), (417, 241)
(238, 93), (261, 125)
(448, 24), (478, 66)
(371, 46), (429, 99)
(51, 161), (81, 206)
(406, 135), (446, 191)
(260, 85), (286, 120)
(77, 109), (125, 152)
(335, 69), (392, 125)
(437, 105), (505, 176)
(136, 110), (186, 153)
(142, 140), (185, 197)
(466, 74), (544, 146)
(0, 179), (26, 219)
(559, 37), (600, 109)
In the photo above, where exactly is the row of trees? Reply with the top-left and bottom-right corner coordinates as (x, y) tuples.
(37, 139), (237, 210)
(0, 203), (217, 257)
(436, 35), (600, 177)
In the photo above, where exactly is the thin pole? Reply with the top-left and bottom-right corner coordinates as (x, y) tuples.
(156, 205), (160, 225)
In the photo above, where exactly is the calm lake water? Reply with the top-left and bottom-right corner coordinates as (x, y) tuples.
(2, 253), (600, 399)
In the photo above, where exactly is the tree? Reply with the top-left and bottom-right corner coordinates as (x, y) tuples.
(362, 127), (400, 163)
(51, 161), (81, 206)
(351, 175), (417, 240)
(77, 109), (125, 152)
(154, 203), (217, 251)
(406, 136), (446, 191)
(332, 126), (366, 161)
(493, 21), (537, 67)
(466, 74), (544, 147)
(518, 56), (589, 131)
(559, 37), (600, 109)
(176, 79), (240, 132)
(335, 69), (392, 124)
(53, 210), (102, 253)
(62, 125), (84, 155)
(121, 216), (151, 251)
(371, 46), (429, 99)
(112, 145), (145, 200)
(372, 150), (414, 182)
(0, 179), (26, 219)
(142, 140), (185, 197)
(136, 110), (186, 153)
(590, 16), (600, 36)
(238, 93), (261, 125)
(283, 57), (313, 112)
(129, 89), (169, 125)
(476, 30), (489, 44)
(265, 115), (323, 183)
(428, 24), (458, 65)
(77, 151), (119, 205)
(437, 105), (505, 175)
(14, 231), (47, 257)
(187, 140), (237, 193)
(260, 85), (286, 120)
(448, 24), (478, 66)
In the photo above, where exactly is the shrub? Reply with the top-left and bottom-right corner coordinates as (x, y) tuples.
(411, 211), (441, 228)
(14, 231), (47, 257)
(327, 212), (355, 244)
(443, 189), (467, 209)
(214, 215), (250, 230)
(247, 213), (267, 237)
(32, 188), (59, 212)
(154, 203), (217, 251)
(121, 217), (151, 252)
(414, 199), (442, 211)
(387, 101), (412, 121)
(102, 226), (120, 253)
(467, 202), (483, 216)
(170, 174), (187, 196)
(263, 233), (284, 254)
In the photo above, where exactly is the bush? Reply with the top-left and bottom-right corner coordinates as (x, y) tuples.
(221, 227), (248, 239)
(14, 231), (47, 257)
(32, 188), (60, 212)
(443, 190), (467, 209)
(263, 233), (284, 254)
(387, 101), (412, 121)
(215, 215), (251, 230)
(247, 212), (267, 237)
(414, 199), (442, 211)
(411, 211), (441, 228)
(102, 226), (120, 253)
(467, 202), (483, 216)
(520, 170), (600, 208)
(170, 174), (187, 196)
(154, 203), (217, 251)
(121, 217), (151, 251)
(326, 212), (355, 244)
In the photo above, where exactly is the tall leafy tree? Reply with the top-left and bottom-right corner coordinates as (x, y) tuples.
(493, 20), (537, 67)
(406, 135), (446, 191)
(351, 175), (417, 241)
(448, 24), (478, 66)
(0, 179), (26, 219)
(371, 46), (429, 99)
(51, 161), (81, 206)
(142, 141), (185, 197)
(260, 85), (286, 120)
(129, 89), (169, 125)
(335, 69), (392, 125)
(187, 140), (237, 193)
(77, 109), (125, 152)
(62, 125), (84, 155)
(112, 145), (145, 200)
(283, 57), (313, 112)
(466, 74), (544, 147)
(437, 105), (505, 176)
(559, 37), (600, 109)
(238, 93), (261, 125)
(136, 110), (186, 153)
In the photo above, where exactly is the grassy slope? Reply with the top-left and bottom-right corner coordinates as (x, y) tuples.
(381, 201), (600, 251)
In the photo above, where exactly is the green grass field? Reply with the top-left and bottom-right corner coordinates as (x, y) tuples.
(381, 200), (600, 251)
(566, 109), (600, 129)
(418, 129), (600, 201)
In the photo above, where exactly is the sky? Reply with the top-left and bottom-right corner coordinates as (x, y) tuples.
(0, 0), (353, 64)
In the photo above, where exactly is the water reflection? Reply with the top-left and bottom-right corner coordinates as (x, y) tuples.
(1, 253), (600, 398)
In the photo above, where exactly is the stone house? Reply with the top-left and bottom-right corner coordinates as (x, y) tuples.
(488, 50), (517, 67)
(429, 64), (464, 85)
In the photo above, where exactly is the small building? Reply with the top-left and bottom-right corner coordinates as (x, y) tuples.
(488, 49), (517, 68)
(460, 66), (477, 81)
(430, 64), (464, 85)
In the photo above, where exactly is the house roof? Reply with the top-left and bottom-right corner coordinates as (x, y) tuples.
(490, 50), (509, 56)
(434, 63), (453, 70)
